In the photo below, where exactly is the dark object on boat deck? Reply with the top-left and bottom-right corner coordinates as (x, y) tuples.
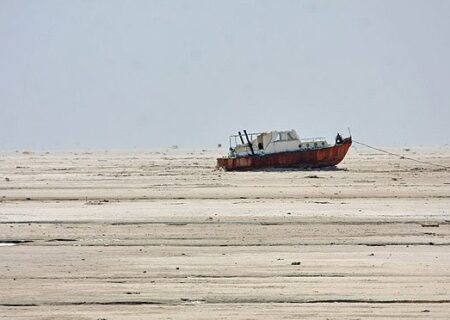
(335, 133), (343, 144)
(217, 129), (352, 171)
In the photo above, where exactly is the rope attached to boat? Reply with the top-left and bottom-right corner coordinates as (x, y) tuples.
(352, 140), (450, 170)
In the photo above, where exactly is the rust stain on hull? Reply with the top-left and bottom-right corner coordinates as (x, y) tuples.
(217, 138), (352, 171)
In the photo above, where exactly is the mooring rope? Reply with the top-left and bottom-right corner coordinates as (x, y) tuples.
(352, 140), (450, 170)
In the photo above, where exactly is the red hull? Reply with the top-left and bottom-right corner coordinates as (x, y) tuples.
(217, 138), (352, 171)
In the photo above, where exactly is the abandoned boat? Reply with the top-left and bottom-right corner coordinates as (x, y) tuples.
(217, 129), (352, 171)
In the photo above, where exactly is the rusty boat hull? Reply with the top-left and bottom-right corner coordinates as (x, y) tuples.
(217, 138), (352, 171)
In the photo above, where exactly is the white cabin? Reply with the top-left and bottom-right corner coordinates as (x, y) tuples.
(231, 130), (330, 157)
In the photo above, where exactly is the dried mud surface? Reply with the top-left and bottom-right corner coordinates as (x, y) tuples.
(0, 147), (449, 319)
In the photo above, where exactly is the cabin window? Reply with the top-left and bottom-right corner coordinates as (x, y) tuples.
(299, 144), (302, 148)
(258, 143), (263, 150)
(275, 132), (295, 142)
(321, 142), (325, 146)
(314, 142), (317, 147)
(275, 133), (282, 142)
(306, 143), (310, 148)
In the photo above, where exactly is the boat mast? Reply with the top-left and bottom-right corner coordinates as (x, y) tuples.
(238, 131), (245, 144)
(243, 130), (255, 155)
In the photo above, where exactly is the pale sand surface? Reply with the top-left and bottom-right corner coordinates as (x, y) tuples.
(0, 147), (449, 319)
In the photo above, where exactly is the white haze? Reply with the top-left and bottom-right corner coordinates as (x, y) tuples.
(1, 0), (449, 150)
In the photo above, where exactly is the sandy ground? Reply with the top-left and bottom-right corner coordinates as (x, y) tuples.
(0, 146), (449, 319)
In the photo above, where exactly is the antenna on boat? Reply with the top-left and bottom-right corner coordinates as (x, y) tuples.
(243, 130), (255, 155)
(347, 127), (352, 138)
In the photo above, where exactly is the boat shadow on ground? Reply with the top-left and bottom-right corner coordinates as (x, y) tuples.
(234, 166), (348, 173)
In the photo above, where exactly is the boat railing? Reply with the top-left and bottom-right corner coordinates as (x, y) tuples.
(228, 132), (263, 150)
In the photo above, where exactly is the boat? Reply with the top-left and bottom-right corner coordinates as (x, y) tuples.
(216, 129), (352, 171)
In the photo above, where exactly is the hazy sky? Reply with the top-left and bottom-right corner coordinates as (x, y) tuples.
(1, 0), (449, 149)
